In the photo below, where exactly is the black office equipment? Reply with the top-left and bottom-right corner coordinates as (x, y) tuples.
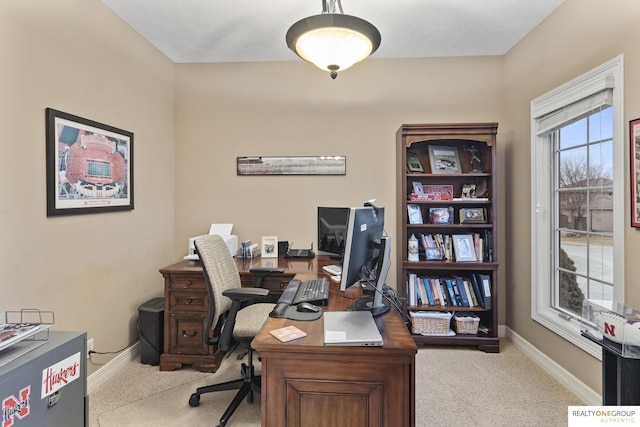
(285, 243), (315, 259)
(137, 297), (164, 366)
(282, 278), (329, 306)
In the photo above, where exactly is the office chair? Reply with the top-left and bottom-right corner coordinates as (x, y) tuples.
(188, 234), (275, 427)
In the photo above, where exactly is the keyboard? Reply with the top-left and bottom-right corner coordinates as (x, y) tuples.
(322, 264), (342, 276)
(270, 278), (330, 318)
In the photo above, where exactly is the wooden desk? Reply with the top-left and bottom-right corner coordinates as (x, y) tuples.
(158, 256), (337, 372)
(252, 281), (417, 427)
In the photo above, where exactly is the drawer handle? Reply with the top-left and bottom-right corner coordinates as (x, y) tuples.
(185, 281), (192, 287)
(182, 330), (198, 338)
(184, 298), (193, 305)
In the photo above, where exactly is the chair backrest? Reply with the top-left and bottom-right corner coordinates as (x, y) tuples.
(194, 234), (242, 342)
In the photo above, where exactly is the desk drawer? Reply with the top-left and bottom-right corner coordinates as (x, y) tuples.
(241, 274), (293, 293)
(168, 275), (206, 290)
(168, 313), (210, 355)
(169, 290), (208, 313)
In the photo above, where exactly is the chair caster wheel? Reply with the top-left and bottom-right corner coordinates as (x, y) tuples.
(188, 393), (200, 407)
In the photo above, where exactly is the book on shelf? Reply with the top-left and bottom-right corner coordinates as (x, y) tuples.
(468, 274), (485, 309)
(270, 325), (307, 342)
(408, 273), (418, 306)
(453, 276), (470, 306)
(422, 277), (435, 305)
(443, 278), (458, 307)
(476, 273), (492, 309)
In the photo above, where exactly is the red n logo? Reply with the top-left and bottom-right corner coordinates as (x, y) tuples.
(2, 386), (30, 427)
(604, 322), (616, 337)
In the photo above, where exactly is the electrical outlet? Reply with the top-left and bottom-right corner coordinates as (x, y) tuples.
(87, 338), (94, 358)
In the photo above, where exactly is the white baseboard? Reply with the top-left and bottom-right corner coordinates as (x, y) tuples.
(505, 327), (601, 405)
(87, 341), (140, 395)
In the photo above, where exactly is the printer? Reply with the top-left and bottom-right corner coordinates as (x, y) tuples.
(184, 224), (239, 260)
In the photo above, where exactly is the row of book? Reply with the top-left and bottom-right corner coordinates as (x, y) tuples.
(417, 231), (492, 262)
(407, 273), (492, 309)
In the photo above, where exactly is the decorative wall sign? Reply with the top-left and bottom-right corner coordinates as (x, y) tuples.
(46, 108), (133, 216)
(237, 156), (346, 175)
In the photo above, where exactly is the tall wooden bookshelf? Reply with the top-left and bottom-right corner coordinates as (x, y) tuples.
(396, 123), (499, 353)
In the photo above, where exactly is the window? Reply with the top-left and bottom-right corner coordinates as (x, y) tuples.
(530, 56), (624, 357)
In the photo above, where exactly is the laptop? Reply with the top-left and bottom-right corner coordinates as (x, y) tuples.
(323, 311), (383, 347)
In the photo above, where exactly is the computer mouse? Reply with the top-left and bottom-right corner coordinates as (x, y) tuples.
(296, 302), (320, 313)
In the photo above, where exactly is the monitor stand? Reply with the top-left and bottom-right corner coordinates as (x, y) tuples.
(350, 295), (391, 317)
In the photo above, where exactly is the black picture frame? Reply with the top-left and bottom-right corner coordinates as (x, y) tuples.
(46, 108), (133, 216)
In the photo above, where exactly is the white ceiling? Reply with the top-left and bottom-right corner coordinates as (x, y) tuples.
(100, 0), (565, 64)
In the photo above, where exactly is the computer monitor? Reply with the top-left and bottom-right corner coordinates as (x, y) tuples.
(340, 206), (385, 292)
(350, 236), (392, 317)
(317, 207), (349, 259)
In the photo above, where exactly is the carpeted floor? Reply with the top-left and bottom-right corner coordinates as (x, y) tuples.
(89, 338), (584, 427)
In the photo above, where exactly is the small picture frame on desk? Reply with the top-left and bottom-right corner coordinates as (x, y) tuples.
(261, 236), (278, 258)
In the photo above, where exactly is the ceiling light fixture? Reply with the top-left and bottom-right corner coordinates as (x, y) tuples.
(286, 0), (381, 79)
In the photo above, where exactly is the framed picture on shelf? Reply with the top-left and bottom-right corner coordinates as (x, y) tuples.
(425, 247), (445, 261)
(423, 184), (453, 200)
(460, 208), (486, 224)
(429, 207), (453, 224)
(452, 234), (477, 262)
(412, 181), (424, 195)
(406, 152), (424, 173)
(428, 145), (462, 174)
(407, 204), (423, 224)
(261, 236), (278, 258)
(631, 118), (640, 227)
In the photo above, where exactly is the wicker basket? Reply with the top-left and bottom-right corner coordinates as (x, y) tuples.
(409, 311), (453, 335)
(453, 312), (480, 334)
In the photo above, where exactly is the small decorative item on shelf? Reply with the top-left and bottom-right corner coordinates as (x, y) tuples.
(425, 247), (444, 261)
(408, 234), (420, 261)
(428, 145), (461, 174)
(459, 207), (487, 224)
(463, 145), (483, 172)
(429, 207), (454, 224)
(406, 152), (424, 173)
(422, 184), (453, 201)
(452, 234), (478, 262)
(407, 204), (423, 224)
(412, 181), (424, 195)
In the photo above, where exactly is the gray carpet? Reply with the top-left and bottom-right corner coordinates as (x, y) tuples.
(90, 338), (583, 427)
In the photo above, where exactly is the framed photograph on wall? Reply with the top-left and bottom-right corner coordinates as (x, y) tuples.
(428, 145), (462, 174)
(631, 118), (640, 227)
(45, 108), (133, 216)
(261, 236), (278, 258)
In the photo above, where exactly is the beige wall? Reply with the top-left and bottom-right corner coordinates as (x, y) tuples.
(173, 57), (506, 314)
(1, 1), (176, 374)
(503, 0), (640, 394)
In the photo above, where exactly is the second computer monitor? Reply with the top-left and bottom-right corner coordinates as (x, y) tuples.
(340, 206), (385, 291)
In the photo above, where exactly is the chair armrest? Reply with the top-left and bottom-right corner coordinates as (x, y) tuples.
(223, 287), (269, 302)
